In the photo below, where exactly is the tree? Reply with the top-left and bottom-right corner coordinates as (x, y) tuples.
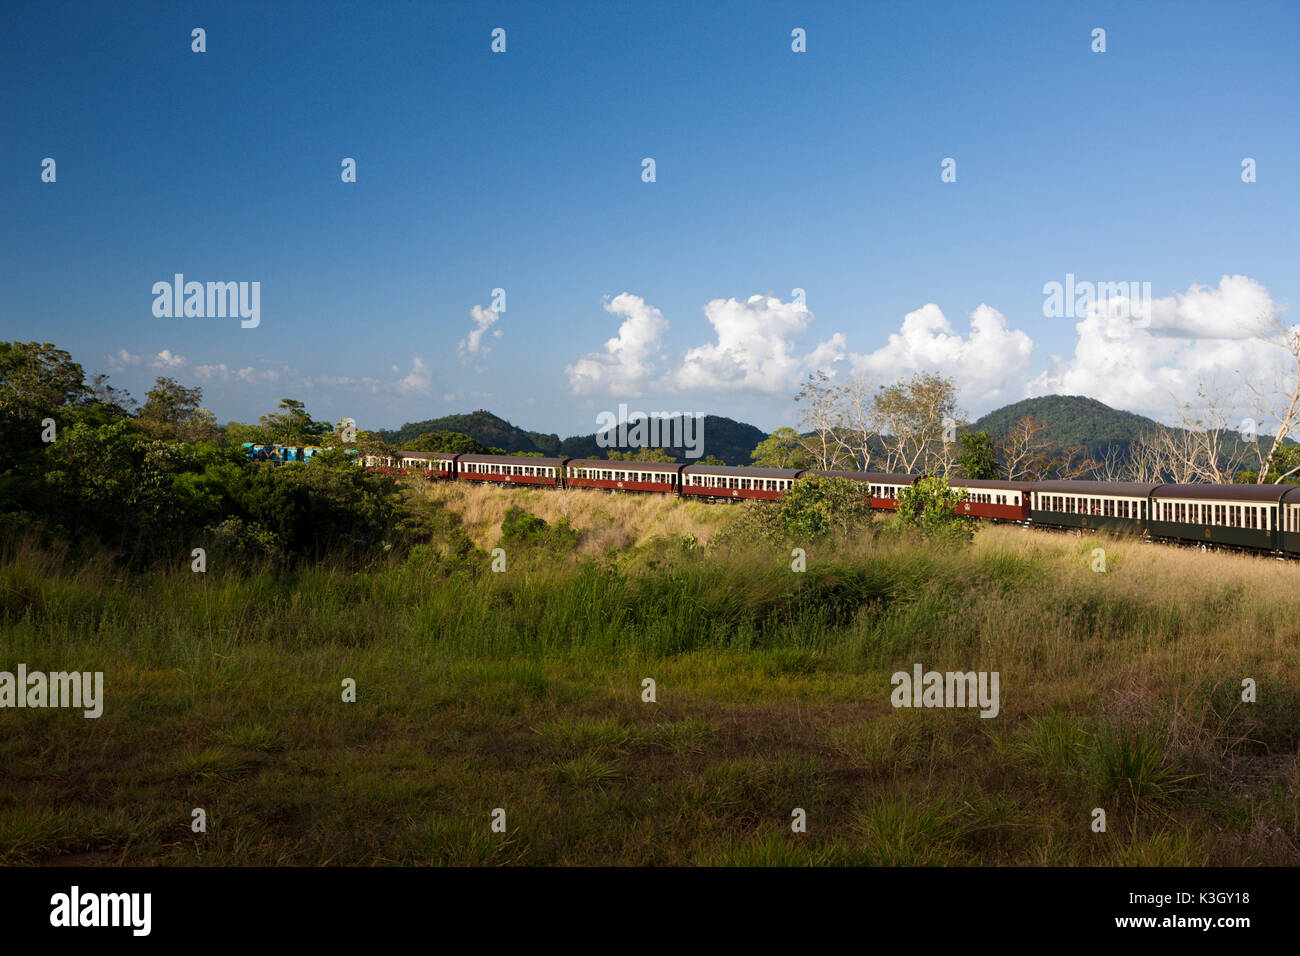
(0, 341), (88, 432)
(750, 428), (813, 469)
(836, 375), (883, 471)
(1246, 315), (1300, 483)
(259, 398), (331, 445)
(606, 448), (678, 462)
(717, 475), (874, 544)
(896, 475), (977, 542)
(1050, 445), (1099, 480)
(1000, 414), (1050, 480)
(775, 475), (875, 538)
(873, 373), (961, 474)
(794, 370), (854, 470)
(86, 373), (137, 420)
(138, 377), (218, 442)
(403, 430), (493, 454)
(954, 430), (998, 479)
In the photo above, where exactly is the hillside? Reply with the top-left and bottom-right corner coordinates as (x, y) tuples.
(559, 414), (766, 464)
(383, 410), (767, 465)
(969, 395), (1157, 459)
(380, 410), (561, 455)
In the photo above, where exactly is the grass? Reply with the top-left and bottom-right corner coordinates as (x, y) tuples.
(0, 485), (1298, 865)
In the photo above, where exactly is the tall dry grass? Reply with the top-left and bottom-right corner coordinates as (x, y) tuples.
(415, 479), (735, 552)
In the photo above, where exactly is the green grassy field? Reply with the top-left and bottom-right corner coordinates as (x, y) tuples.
(2, 484), (1298, 865)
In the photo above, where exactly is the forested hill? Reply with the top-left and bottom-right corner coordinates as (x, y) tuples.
(380, 410), (766, 464)
(380, 411), (562, 455)
(970, 395), (1159, 458)
(559, 415), (766, 464)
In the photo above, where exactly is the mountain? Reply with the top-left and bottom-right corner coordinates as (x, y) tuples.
(381, 410), (767, 466)
(559, 414), (766, 465)
(380, 411), (560, 455)
(969, 395), (1158, 459)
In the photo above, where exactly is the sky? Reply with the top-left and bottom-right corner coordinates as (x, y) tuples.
(2, 0), (1298, 438)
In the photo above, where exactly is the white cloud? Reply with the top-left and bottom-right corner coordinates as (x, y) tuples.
(565, 293), (669, 395)
(396, 356), (432, 396)
(459, 304), (502, 361)
(849, 303), (1035, 409)
(1029, 275), (1289, 418)
(108, 349), (142, 368)
(193, 363), (229, 380)
(151, 349), (187, 369)
(236, 366), (279, 385)
(1142, 274), (1278, 339)
(669, 294), (840, 394)
(193, 363), (280, 385)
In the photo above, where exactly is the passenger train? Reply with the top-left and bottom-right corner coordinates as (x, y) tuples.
(354, 450), (1300, 557)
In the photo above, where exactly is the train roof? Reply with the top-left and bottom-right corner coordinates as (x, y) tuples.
(567, 459), (682, 471)
(681, 464), (804, 479)
(808, 470), (920, 483)
(1152, 483), (1299, 502)
(1033, 481), (1165, 496)
(455, 454), (569, 467)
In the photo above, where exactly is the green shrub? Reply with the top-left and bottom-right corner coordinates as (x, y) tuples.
(896, 475), (978, 543)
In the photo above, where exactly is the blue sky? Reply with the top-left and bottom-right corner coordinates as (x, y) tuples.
(3, 0), (1297, 437)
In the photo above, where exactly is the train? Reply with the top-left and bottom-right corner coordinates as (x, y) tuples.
(357, 450), (1300, 557)
(242, 443), (359, 463)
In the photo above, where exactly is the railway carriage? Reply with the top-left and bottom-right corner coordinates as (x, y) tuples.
(808, 471), (920, 511)
(565, 459), (684, 494)
(1283, 486), (1300, 556)
(948, 479), (1034, 521)
(680, 465), (803, 501)
(1029, 481), (1161, 534)
(1148, 483), (1292, 552)
(397, 451), (457, 480)
(455, 454), (568, 487)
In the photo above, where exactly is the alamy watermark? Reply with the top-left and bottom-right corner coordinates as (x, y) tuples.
(890, 663), (1000, 718)
(595, 404), (705, 459)
(50, 886), (150, 936)
(0, 665), (103, 718)
(152, 274), (260, 328)
(1042, 273), (1151, 326)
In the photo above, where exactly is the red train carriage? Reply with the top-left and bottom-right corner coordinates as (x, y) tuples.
(397, 451), (457, 480)
(808, 471), (920, 510)
(680, 465), (803, 501)
(456, 454), (568, 487)
(565, 459), (684, 494)
(948, 478), (1033, 521)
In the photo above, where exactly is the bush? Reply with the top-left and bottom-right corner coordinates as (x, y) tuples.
(896, 476), (977, 543)
(716, 475), (875, 545)
(500, 506), (581, 550)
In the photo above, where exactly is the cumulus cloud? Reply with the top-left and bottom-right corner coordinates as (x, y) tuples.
(564, 276), (1287, 420)
(669, 294), (842, 394)
(459, 304), (502, 361)
(565, 293), (669, 395)
(107, 349), (142, 368)
(1141, 274), (1279, 339)
(1029, 275), (1288, 418)
(151, 349), (187, 369)
(848, 303), (1035, 409)
(396, 356), (432, 396)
